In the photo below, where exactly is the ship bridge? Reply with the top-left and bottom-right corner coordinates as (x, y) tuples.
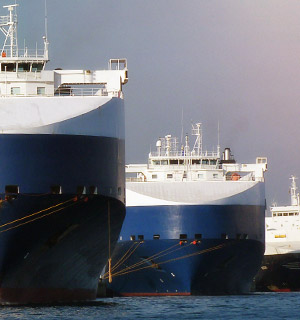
(0, 4), (128, 97)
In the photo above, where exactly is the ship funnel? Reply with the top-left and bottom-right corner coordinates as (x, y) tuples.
(223, 148), (231, 161)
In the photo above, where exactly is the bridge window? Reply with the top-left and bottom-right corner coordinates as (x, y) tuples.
(167, 174), (173, 179)
(1, 63), (16, 71)
(153, 234), (160, 240)
(130, 235), (136, 241)
(138, 235), (144, 241)
(18, 63), (30, 72)
(170, 160), (178, 165)
(152, 174), (157, 179)
(32, 63), (44, 72)
(192, 160), (200, 164)
(221, 233), (229, 239)
(179, 234), (187, 240)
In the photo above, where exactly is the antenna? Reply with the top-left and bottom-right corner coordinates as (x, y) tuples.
(217, 121), (220, 157)
(180, 107), (184, 146)
(44, 0), (48, 40)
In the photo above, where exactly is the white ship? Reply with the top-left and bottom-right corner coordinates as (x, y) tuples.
(255, 176), (300, 292)
(0, 3), (128, 304)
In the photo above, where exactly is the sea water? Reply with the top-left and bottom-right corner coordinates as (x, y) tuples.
(0, 293), (298, 320)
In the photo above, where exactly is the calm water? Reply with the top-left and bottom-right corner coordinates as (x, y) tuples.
(0, 293), (298, 320)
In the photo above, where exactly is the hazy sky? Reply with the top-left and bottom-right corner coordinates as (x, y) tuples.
(2, 0), (300, 207)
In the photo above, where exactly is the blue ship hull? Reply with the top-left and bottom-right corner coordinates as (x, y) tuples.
(0, 130), (125, 303)
(106, 204), (265, 295)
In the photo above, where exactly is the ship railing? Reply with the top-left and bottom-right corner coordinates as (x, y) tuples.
(0, 48), (47, 59)
(54, 87), (122, 97)
(150, 151), (219, 157)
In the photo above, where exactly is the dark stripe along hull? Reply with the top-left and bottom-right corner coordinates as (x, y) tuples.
(254, 253), (300, 292)
(106, 204), (265, 295)
(0, 134), (125, 304)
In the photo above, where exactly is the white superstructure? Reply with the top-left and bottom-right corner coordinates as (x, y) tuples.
(0, 4), (128, 137)
(126, 123), (268, 207)
(265, 176), (300, 255)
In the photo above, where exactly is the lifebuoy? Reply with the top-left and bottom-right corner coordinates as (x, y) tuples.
(231, 172), (240, 181)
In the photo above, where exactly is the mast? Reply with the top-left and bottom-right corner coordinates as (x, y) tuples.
(290, 176), (298, 206)
(0, 4), (18, 57)
(192, 123), (202, 156)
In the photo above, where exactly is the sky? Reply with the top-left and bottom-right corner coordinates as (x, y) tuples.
(2, 0), (300, 207)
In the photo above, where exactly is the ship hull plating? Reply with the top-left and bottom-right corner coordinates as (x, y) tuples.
(0, 132), (125, 304)
(107, 239), (264, 296)
(106, 204), (265, 296)
(255, 253), (300, 292)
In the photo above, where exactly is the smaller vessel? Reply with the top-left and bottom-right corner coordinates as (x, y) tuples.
(255, 176), (300, 292)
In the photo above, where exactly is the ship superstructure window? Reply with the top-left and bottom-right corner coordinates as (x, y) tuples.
(18, 63), (30, 72)
(32, 63), (44, 72)
(210, 160), (217, 165)
(213, 174), (218, 179)
(202, 160), (209, 165)
(167, 174), (173, 179)
(153, 160), (160, 165)
(1, 63), (16, 71)
(272, 213), (277, 217)
(161, 160), (168, 165)
(284, 213), (288, 216)
(192, 160), (200, 165)
(170, 160), (178, 165)
(278, 213), (282, 216)
(130, 235), (136, 241)
(11, 87), (20, 95)
(179, 234), (187, 240)
(236, 234), (242, 240)
(138, 235), (144, 241)
(37, 87), (45, 95)
(195, 234), (202, 240)
(221, 233), (229, 239)
(289, 212), (295, 216)
(153, 234), (160, 240)
(198, 173), (204, 179)
(152, 174), (157, 179)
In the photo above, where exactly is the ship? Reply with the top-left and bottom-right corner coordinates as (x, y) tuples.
(255, 176), (300, 292)
(104, 122), (268, 296)
(0, 3), (128, 304)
